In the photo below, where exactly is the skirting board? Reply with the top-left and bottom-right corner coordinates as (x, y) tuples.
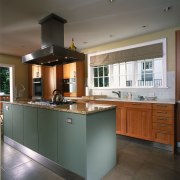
(4, 136), (84, 180)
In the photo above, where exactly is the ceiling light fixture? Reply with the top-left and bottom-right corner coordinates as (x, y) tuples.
(109, 0), (114, 3)
(163, 6), (172, 12)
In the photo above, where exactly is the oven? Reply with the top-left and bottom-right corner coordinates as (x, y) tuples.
(63, 78), (76, 93)
(33, 78), (43, 98)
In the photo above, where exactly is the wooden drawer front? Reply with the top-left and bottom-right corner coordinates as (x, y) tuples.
(124, 102), (152, 109)
(153, 123), (174, 134)
(153, 116), (173, 124)
(152, 130), (174, 145)
(153, 110), (173, 117)
(153, 104), (173, 111)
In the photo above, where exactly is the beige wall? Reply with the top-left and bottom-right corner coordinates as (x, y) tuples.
(0, 54), (29, 98)
(83, 27), (180, 72)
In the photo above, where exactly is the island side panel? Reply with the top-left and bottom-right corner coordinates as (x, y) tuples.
(3, 103), (13, 138)
(86, 109), (116, 180)
(23, 106), (38, 152)
(38, 109), (58, 162)
(57, 111), (86, 178)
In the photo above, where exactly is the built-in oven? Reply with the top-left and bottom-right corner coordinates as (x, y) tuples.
(33, 78), (43, 98)
(63, 78), (76, 93)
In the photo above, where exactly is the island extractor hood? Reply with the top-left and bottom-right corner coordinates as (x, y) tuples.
(22, 13), (85, 66)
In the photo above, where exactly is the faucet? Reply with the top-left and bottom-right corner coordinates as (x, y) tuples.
(112, 91), (121, 98)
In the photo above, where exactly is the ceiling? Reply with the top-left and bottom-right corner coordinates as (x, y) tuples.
(0, 0), (180, 57)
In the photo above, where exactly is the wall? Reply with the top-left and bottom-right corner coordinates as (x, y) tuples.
(83, 27), (180, 100)
(0, 54), (29, 98)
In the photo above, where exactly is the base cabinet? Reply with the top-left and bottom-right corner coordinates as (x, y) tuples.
(23, 106), (38, 152)
(58, 112), (86, 177)
(38, 109), (58, 162)
(12, 104), (23, 144)
(126, 107), (152, 140)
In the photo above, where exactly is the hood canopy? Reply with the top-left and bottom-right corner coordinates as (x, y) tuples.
(22, 13), (85, 66)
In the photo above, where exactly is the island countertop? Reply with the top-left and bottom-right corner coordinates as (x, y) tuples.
(2, 101), (116, 115)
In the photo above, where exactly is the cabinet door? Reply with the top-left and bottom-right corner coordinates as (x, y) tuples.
(38, 109), (58, 162)
(126, 108), (152, 140)
(32, 65), (42, 78)
(12, 104), (23, 144)
(23, 106), (38, 152)
(63, 64), (70, 79)
(58, 112), (86, 177)
(3, 103), (13, 138)
(116, 107), (126, 135)
(42, 66), (56, 99)
(69, 62), (76, 78)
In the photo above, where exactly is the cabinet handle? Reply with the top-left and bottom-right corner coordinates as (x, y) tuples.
(157, 111), (167, 114)
(157, 117), (168, 120)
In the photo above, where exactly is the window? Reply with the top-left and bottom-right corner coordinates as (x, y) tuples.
(92, 65), (109, 87)
(89, 39), (166, 88)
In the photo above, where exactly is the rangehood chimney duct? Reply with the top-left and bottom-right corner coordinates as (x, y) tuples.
(22, 13), (85, 66)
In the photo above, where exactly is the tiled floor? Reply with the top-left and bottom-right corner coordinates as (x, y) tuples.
(1, 136), (180, 180)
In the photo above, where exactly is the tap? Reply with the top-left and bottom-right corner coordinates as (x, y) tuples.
(112, 91), (121, 98)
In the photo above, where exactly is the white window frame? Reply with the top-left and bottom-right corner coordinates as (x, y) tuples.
(87, 38), (167, 89)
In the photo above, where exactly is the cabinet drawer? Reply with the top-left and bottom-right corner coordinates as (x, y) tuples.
(153, 104), (173, 111)
(124, 102), (152, 109)
(153, 116), (173, 124)
(152, 123), (174, 134)
(152, 130), (174, 145)
(153, 110), (173, 117)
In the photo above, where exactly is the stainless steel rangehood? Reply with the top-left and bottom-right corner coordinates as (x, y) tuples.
(22, 13), (85, 66)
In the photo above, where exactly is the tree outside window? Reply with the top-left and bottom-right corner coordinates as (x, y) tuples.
(0, 67), (10, 94)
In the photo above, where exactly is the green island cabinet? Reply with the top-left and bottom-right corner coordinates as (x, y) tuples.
(23, 106), (38, 152)
(38, 108), (58, 162)
(12, 104), (24, 144)
(3, 102), (116, 180)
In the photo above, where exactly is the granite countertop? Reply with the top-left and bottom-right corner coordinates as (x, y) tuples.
(95, 98), (176, 104)
(3, 101), (116, 115)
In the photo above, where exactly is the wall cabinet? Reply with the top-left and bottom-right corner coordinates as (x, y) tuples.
(63, 61), (85, 97)
(28, 64), (63, 99)
(23, 106), (38, 152)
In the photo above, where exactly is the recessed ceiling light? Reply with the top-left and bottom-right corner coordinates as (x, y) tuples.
(109, 34), (114, 38)
(163, 6), (172, 12)
(109, 0), (114, 3)
(142, 25), (148, 28)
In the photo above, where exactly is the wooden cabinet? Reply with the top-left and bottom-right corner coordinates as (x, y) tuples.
(12, 104), (24, 144)
(63, 62), (76, 79)
(32, 65), (42, 78)
(23, 106), (38, 152)
(42, 66), (56, 99)
(38, 109), (58, 162)
(28, 64), (63, 99)
(3, 103), (13, 138)
(124, 102), (152, 140)
(63, 61), (85, 97)
(152, 103), (174, 147)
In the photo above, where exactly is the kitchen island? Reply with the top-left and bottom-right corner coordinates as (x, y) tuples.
(3, 101), (116, 180)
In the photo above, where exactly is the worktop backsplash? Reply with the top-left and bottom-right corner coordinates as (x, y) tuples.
(90, 71), (175, 100)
